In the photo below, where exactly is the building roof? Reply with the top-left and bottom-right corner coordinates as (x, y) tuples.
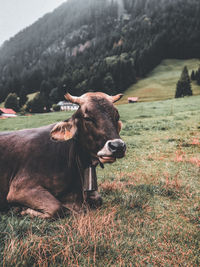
(57, 101), (78, 107)
(0, 108), (16, 114)
(128, 97), (139, 101)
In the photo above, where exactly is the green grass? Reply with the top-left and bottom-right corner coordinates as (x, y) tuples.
(0, 111), (73, 131)
(0, 96), (200, 266)
(119, 58), (200, 104)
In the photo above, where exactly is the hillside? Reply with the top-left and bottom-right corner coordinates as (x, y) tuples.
(120, 59), (200, 104)
(0, 0), (200, 105)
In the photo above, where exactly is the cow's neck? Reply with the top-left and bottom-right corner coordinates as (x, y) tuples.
(74, 137), (98, 166)
(74, 140), (99, 193)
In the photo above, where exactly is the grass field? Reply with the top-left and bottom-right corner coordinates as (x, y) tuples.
(0, 95), (200, 266)
(119, 59), (200, 104)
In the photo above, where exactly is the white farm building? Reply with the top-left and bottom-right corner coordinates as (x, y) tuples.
(57, 101), (78, 111)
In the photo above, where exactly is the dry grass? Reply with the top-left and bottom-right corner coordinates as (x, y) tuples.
(2, 209), (123, 266)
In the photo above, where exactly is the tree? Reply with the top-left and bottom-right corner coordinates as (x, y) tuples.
(103, 73), (115, 94)
(49, 87), (60, 103)
(4, 93), (19, 112)
(19, 86), (28, 107)
(175, 66), (193, 98)
(191, 70), (195, 80)
(52, 104), (61, 112)
(26, 93), (45, 113)
(175, 80), (183, 98)
(196, 67), (200, 85)
(40, 80), (52, 112)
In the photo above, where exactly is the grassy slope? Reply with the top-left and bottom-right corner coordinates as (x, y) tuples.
(119, 59), (200, 104)
(0, 96), (200, 266)
(27, 92), (39, 101)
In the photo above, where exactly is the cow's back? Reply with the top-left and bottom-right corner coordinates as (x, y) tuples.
(0, 124), (56, 172)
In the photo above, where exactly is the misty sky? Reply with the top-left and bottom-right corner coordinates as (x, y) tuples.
(0, 0), (67, 45)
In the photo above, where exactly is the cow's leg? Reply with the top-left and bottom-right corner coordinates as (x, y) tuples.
(60, 192), (85, 214)
(7, 184), (63, 219)
(21, 208), (49, 218)
(85, 191), (103, 208)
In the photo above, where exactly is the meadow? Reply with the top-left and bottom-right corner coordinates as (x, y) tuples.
(120, 58), (200, 104)
(0, 95), (200, 266)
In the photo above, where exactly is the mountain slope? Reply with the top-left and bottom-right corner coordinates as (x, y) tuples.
(0, 0), (200, 104)
(119, 59), (200, 104)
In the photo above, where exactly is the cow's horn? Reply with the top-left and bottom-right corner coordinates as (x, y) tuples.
(110, 94), (123, 103)
(65, 93), (82, 105)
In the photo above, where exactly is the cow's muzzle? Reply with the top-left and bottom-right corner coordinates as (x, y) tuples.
(97, 139), (126, 164)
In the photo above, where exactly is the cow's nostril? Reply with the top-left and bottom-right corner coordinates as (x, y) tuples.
(108, 141), (118, 152)
(108, 140), (126, 154)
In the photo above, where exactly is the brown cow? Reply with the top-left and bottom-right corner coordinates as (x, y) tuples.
(0, 92), (126, 218)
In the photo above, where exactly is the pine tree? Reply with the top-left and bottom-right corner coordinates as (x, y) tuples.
(191, 70), (195, 80)
(19, 86), (28, 107)
(4, 93), (20, 112)
(175, 66), (193, 98)
(175, 80), (183, 98)
(39, 81), (52, 112)
(196, 67), (200, 85)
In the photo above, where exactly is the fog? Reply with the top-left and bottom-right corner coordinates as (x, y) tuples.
(0, 0), (66, 45)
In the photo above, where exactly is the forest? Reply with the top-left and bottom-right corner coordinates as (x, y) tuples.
(0, 0), (200, 109)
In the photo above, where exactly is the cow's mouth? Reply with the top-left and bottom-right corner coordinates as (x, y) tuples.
(97, 139), (126, 164)
(99, 156), (116, 164)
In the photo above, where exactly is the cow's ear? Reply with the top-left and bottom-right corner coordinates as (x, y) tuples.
(118, 120), (123, 133)
(51, 120), (77, 141)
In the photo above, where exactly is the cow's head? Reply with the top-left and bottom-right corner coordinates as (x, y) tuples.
(51, 92), (126, 164)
